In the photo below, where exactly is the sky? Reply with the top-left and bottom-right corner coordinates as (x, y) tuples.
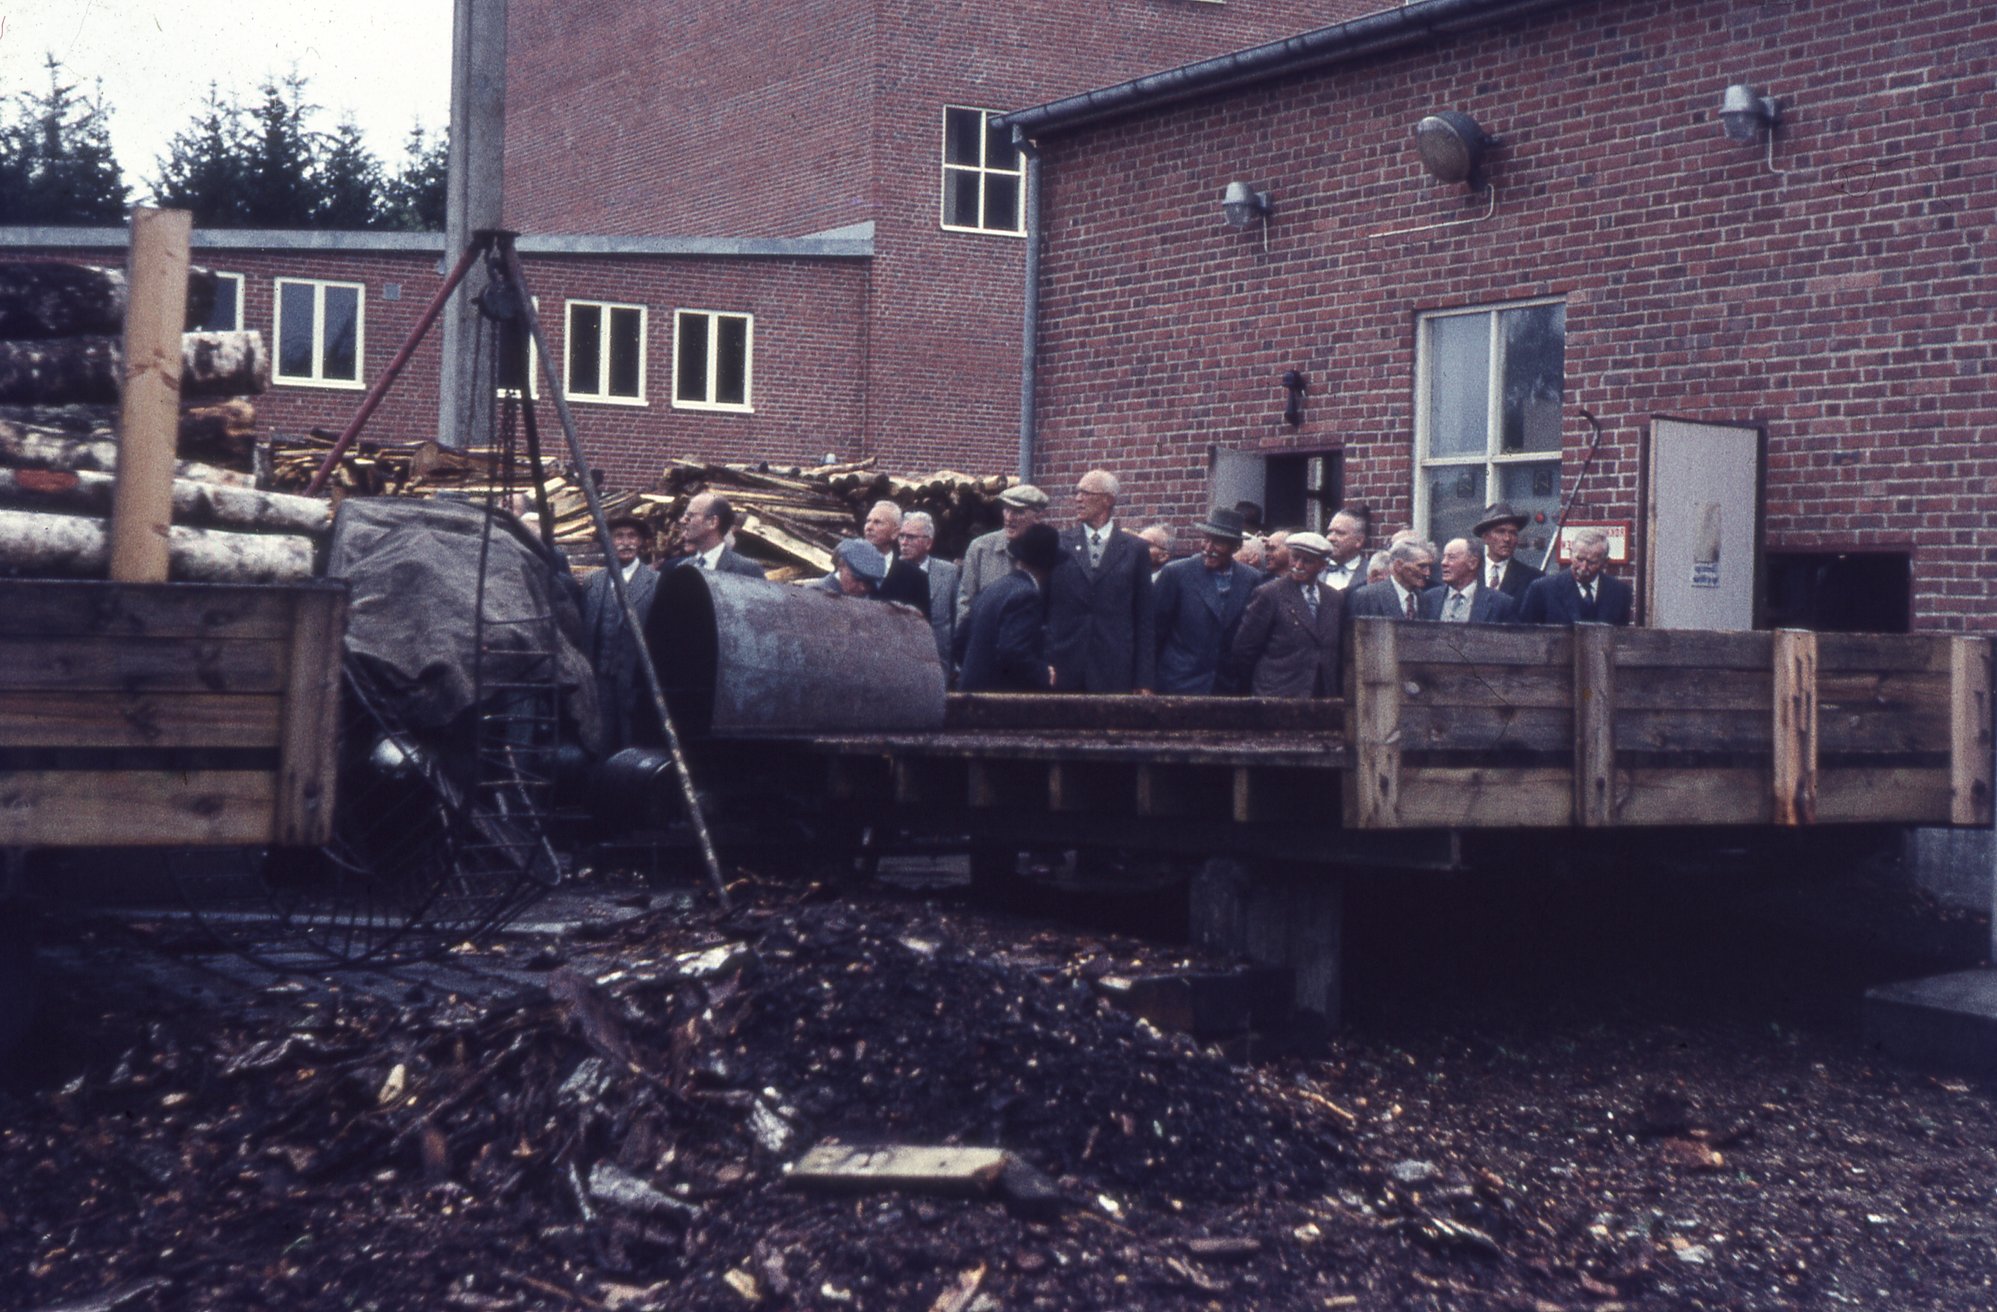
(1, 1), (454, 191)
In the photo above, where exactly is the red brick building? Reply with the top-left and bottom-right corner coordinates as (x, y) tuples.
(1000, 0), (1997, 630)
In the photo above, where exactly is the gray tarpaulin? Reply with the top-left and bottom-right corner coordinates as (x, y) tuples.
(325, 497), (601, 751)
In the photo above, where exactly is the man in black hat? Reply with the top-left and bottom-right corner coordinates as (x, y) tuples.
(1474, 502), (1541, 601)
(579, 514), (661, 751)
(955, 523), (1063, 692)
(1151, 507), (1261, 694)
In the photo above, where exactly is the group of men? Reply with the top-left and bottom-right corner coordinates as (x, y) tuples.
(579, 475), (1636, 743)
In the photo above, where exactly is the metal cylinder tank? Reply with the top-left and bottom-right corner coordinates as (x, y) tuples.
(647, 568), (947, 736)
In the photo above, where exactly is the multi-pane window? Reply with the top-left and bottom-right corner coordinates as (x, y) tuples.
(193, 272), (243, 332)
(673, 310), (752, 411)
(1414, 299), (1565, 555)
(273, 278), (363, 387)
(941, 106), (1024, 235)
(565, 301), (646, 404)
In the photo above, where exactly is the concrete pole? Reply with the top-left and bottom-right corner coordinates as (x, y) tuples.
(440, 0), (508, 449)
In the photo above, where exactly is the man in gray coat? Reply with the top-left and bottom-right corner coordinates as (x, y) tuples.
(1048, 469), (1155, 693)
(1227, 532), (1342, 698)
(957, 483), (1049, 626)
(883, 510), (960, 666)
(1151, 507), (1259, 694)
(580, 514), (662, 750)
(1344, 538), (1436, 620)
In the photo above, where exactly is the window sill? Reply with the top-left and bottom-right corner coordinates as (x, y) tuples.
(568, 394), (650, 408)
(273, 377), (368, 391)
(671, 401), (755, 415)
(938, 222), (1027, 239)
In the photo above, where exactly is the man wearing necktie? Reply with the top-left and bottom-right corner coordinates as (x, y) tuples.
(1473, 502), (1543, 602)
(1048, 469), (1155, 692)
(1417, 537), (1519, 623)
(1342, 539), (1435, 621)
(1518, 527), (1634, 626)
(1226, 531), (1343, 697)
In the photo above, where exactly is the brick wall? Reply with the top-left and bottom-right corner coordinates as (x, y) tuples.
(1026, 0), (1997, 627)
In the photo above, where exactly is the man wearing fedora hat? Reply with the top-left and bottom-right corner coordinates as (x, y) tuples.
(580, 514), (661, 751)
(1227, 530), (1343, 697)
(1474, 502), (1542, 601)
(956, 523), (1064, 692)
(957, 483), (1049, 627)
(1152, 507), (1262, 694)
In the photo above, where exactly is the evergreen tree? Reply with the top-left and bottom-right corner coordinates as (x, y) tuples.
(240, 72), (319, 227)
(152, 84), (250, 225)
(381, 124), (449, 232)
(315, 118), (385, 228)
(0, 55), (128, 224)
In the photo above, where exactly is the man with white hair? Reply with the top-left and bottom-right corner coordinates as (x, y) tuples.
(1420, 537), (1518, 623)
(879, 510), (960, 665)
(1049, 468), (1155, 693)
(1519, 527), (1633, 625)
(1344, 538), (1436, 620)
(1320, 509), (1367, 592)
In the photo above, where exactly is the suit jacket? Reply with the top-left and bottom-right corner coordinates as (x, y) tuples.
(1519, 571), (1635, 626)
(1227, 576), (1343, 698)
(1344, 579), (1425, 620)
(954, 570), (1049, 692)
(675, 546), (765, 578)
(956, 529), (1014, 628)
(924, 557), (960, 667)
(878, 555), (929, 610)
(1048, 524), (1156, 692)
(579, 561), (661, 751)
(1488, 555), (1542, 600)
(1419, 583), (1519, 624)
(1151, 556), (1260, 694)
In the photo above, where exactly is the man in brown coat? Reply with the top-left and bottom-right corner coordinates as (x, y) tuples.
(1226, 531), (1343, 698)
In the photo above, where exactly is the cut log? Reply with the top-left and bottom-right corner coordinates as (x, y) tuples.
(0, 261), (219, 339)
(0, 331), (267, 405)
(0, 418), (255, 487)
(0, 507), (314, 582)
(0, 467), (328, 535)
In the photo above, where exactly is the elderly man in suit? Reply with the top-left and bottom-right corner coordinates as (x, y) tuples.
(676, 493), (766, 576)
(958, 484), (1049, 626)
(1151, 507), (1260, 694)
(1227, 531), (1343, 698)
(1048, 469), (1155, 693)
(955, 523), (1064, 692)
(1320, 509), (1368, 593)
(879, 510), (960, 666)
(580, 514), (661, 751)
(1520, 527), (1634, 625)
(1475, 502), (1542, 601)
(1344, 538), (1436, 620)
(1420, 537), (1519, 623)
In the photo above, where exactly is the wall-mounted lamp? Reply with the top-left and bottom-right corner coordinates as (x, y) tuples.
(1221, 181), (1273, 251)
(1415, 111), (1493, 188)
(1280, 370), (1307, 427)
(1719, 84), (1779, 144)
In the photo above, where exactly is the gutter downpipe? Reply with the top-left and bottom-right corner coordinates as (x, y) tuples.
(1014, 126), (1041, 484)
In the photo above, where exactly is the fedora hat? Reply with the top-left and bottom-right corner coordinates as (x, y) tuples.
(1193, 506), (1246, 543)
(606, 513), (653, 538)
(1472, 502), (1530, 536)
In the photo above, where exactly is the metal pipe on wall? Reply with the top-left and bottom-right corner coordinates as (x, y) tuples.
(1013, 126), (1042, 484)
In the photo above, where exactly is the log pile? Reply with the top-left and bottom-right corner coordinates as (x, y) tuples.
(0, 257), (316, 583)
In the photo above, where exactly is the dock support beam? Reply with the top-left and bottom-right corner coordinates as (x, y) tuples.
(1190, 859), (1345, 1024)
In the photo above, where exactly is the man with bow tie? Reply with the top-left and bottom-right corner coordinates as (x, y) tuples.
(1319, 509), (1368, 592)
(1519, 527), (1633, 626)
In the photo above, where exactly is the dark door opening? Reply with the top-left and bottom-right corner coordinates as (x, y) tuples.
(1263, 452), (1343, 532)
(1761, 550), (1911, 633)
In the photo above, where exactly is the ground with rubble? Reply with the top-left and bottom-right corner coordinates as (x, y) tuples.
(3, 850), (1994, 1312)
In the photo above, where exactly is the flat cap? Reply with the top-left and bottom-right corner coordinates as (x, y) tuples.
(1286, 531), (1334, 558)
(833, 537), (888, 583)
(997, 484), (1050, 510)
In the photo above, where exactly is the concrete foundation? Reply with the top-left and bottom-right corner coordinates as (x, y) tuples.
(1863, 970), (1997, 1077)
(1906, 828), (1993, 919)
(1189, 859), (1344, 1024)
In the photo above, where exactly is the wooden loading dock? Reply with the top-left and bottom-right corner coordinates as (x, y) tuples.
(696, 619), (1994, 1018)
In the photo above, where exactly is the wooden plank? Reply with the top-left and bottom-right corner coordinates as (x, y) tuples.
(273, 588), (345, 844)
(0, 690), (281, 749)
(1389, 623), (1569, 667)
(1135, 764), (1233, 819)
(1817, 632), (1950, 675)
(1612, 629), (1774, 671)
(1772, 629), (1819, 825)
(109, 207), (192, 584)
(1617, 669), (1773, 713)
(966, 759), (1045, 810)
(1949, 636), (1994, 827)
(1232, 766), (1338, 825)
(1613, 768), (1772, 826)
(1345, 619), (1402, 829)
(1574, 624), (1615, 827)
(1397, 661), (1570, 709)
(0, 635), (288, 693)
(0, 769), (275, 846)
(1817, 768), (1954, 825)
(0, 579), (311, 641)
(1048, 761), (1133, 814)
(1397, 703), (1571, 753)
(946, 693), (1344, 734)
(1388, 767), (1572, 828)
(1614, 708), (1770, 755)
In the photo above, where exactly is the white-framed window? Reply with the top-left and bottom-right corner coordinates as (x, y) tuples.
(565, 300), (646, 405)
(273, 278), (364, 388)
(497, 296), (539, 399)
(193, 271), (243, 332)
(672, 309), (753, 412)
(940, 106), (1025, 235)
(1413, 298), (1565, 553)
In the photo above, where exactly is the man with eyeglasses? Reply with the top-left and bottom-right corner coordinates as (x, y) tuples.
(878, 510), (960, 666)
(1049, 468), (1155, 693)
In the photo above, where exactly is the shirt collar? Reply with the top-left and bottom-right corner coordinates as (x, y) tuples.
(698, 543), (726, 569)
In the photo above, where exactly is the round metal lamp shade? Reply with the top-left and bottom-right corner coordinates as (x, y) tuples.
(1415, 111), (1487, 184)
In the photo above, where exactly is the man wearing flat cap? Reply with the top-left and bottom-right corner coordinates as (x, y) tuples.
(958, 483), (1049, 627)
(1474, 502), (1542, 601)
(1152, 508), (1261, 695)
(1226, 531), (1343, 698)
(814, 538), (889, 597)
(955, 523), (1063, 692)
(580, 514), (661, 751)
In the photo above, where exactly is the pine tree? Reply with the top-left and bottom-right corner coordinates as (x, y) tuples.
(315, 118), (385, 228)
(152, 84), (250, 225)
(240, 73), (319, 227)
(0, 55), (128, 224)
(381, 124), (449, 232)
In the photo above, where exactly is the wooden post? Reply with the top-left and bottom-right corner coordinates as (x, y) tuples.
(272, 588), (346, 845)
(1573, 624), (1617, 827)
(1947, 636), (1993, 827)
(108, 207), (192, 583)
(1344, 619), (1402, 829)
(1772, 629), (1819, 825)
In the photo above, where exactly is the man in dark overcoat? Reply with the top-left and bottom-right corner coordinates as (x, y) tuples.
(579, 514), (662, 750)
(1151, 507), (1260, 694)
(956, 524), (1064, 692)
(1048, 468), (1155, 693)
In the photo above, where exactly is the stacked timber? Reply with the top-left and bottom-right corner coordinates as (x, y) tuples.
(0, 257), (320, 583)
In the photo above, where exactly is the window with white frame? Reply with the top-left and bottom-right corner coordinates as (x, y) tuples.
(1413, 299), (1566, 554)
(273, 278), (363, 387)
(193, 271), (243, 332)
(673, 309), (752, 411)
(565, 301), (646, 404)
(940, 106), (1024, 235)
